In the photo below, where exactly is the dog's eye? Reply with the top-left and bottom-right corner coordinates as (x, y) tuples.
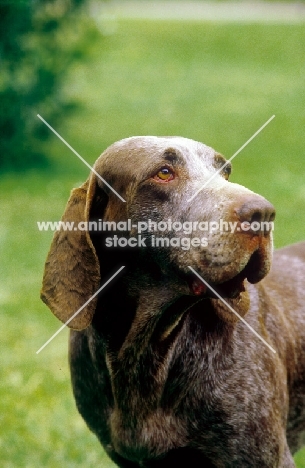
(153, 167), (175, 182)
(222, 163), (231, 180)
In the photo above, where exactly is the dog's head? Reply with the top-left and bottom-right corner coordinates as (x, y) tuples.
(41, 136), (275, 329)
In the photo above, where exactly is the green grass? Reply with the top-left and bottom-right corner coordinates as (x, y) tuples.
(1, 18), (305, 467)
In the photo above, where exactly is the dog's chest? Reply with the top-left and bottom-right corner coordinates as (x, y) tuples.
(109, 407), (188, 462)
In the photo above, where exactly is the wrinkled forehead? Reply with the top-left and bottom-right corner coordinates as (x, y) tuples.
(111, 136), (216, 161)
(95, 136), (218, 177)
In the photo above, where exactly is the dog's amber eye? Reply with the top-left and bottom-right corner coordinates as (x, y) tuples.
(154, 167), (175, 182)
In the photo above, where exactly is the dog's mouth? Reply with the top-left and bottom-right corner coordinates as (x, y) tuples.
(188, 248), (270, 299)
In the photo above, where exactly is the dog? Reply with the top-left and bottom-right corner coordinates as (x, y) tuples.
(41, 136), (305, 467)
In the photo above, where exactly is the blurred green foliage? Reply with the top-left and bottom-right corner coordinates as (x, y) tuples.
(0, 0), (100, 171)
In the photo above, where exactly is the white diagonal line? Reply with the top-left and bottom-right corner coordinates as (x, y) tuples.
(188, 266), (276, 354)
(37, 114), (126, 203)
(187, 115), (275, 203)
(36, 266), (125, 354)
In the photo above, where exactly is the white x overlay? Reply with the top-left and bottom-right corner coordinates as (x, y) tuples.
(37, 115), (276, 355)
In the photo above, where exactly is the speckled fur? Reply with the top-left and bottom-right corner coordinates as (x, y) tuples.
(41, 137), (305, 467)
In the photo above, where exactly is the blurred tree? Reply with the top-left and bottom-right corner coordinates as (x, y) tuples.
(0, 0), (100, 171)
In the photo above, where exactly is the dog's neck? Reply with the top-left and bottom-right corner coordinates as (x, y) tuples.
(90, 280), (236, 460)
(92, 271), (235, 411)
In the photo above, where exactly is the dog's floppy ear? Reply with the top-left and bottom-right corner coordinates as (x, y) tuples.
(41, 176), (103, 330)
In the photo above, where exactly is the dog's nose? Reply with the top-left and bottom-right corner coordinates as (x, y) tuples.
(235, 197), (275, 236)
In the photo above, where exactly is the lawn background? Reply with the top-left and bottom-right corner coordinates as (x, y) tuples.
(1, 14), (305, 468)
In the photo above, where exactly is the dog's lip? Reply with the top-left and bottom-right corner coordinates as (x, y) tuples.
(212, 269), (246, 298)
(188, 278), (208, 296)
(188, 249), (265, 298)
(244, 248), (269, 284)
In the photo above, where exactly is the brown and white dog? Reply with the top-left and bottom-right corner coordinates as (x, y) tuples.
(41, 137), (305, 467)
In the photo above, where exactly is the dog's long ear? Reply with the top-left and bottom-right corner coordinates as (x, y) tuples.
(41, 176), (104, 330)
